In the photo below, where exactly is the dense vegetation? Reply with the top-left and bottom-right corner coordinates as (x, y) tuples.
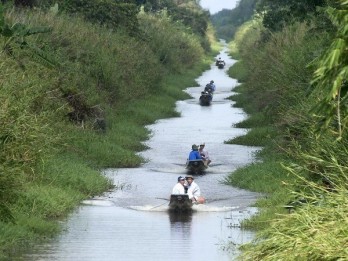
(4, 0), (347, 258)
(210, 0), (257, 41)
(224, 0), (348, 259)
(0, 0), (214, 257)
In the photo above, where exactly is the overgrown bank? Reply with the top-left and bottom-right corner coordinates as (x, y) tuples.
(0, 2), (217, 258)
(225, 1), (348, 260)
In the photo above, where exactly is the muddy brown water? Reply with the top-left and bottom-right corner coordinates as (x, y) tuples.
(17, 46), (262, 261)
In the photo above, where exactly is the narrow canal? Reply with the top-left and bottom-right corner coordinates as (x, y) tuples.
(20, 46), (261, 261)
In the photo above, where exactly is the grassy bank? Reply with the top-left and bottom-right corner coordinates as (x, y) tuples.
(0, 4), (217, 257)
(224, 5), (348, 259)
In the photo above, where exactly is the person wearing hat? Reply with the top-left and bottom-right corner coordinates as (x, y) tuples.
(172, 176), (186, 194)
(198, 143), (211, 166)
(188, 144), (202, 161)
(215, 57), (222, 66)
(185, 175), (205, 204)
(209, 80), (216, 92)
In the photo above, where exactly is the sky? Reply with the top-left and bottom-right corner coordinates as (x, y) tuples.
(199, 0), (239, 14)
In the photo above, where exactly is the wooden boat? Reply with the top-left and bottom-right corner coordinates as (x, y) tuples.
(217, 61), (225, 69)
(199, 91), (213, 106)
(217, 63), (225, 69)
(168, 194), (193, 212)
(185, 159), (208, 175)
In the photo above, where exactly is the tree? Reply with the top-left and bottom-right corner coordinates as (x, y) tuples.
(257, 0), (326, 31)
(211, 0), (257, 40)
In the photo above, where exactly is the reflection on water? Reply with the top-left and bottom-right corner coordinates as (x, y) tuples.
(16, 45), (261, 261)
(169, 210), (193, 223)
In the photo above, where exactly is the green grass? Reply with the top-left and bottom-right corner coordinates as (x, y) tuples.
(225, 14), (348, 260)
(225, 160), (290, 194)
(226, 126), (277, 147)
(228, 60), (248, 82)
(233, 112), (270, 128)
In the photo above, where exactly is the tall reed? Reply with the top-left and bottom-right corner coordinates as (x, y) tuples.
(226, 7), (348, 260)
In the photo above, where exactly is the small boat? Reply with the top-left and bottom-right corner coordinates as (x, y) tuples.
(217, 63), (225, 69)
(185, 159), (208, 175)
(199, 91), (213, 106)
(216, 60), (225, 69)
(168, 194), (193, 212)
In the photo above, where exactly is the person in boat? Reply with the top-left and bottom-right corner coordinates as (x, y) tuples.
(209, 80), (216, 92)
(204, 80), (216, 93)
(200, 92), (213, 103)
(216, 57), (225, 66)
(172, 176), (186, 194)
(198, 143), (211, 166)
(204, 84), (212, 93)
(188, 144), (202, 161)
(216, 57), (224, 65)
(185, 175), (205, 204)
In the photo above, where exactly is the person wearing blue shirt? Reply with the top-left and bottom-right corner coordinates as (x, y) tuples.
(209, 80), (216, 92)
(188, 144), (202, 160)
(204, 80), (216, 93)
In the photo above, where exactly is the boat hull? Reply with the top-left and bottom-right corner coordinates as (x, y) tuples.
(186, 160), (207, 175)
(169, 194), (193, 212)
(199, 93), (212, 106)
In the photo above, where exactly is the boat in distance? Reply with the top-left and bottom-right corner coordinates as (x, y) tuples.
(185, 159), (208, 175)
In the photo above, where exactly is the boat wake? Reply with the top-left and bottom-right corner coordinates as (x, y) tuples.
(81, 199), (115, 207)
(128, 204), (239, 212)
(80, 198), (246, 214)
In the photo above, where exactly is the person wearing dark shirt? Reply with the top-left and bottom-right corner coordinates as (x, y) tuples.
(188, 144), (202, 160)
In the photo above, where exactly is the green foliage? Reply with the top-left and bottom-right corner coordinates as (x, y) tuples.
(233, 112), (269, 128)
(36, 155), (112, 196)
(226, 126), (278, 147)
(141, 0), (211, 50)
(239, 145), (348, 260)
(0, 3), (55, 67)
(310, 1), (348, 137)
(37, 0), (140, 35)
(232, 20), (331, 135)
(228, 60), (248, 82)
(67, 120), (147, 168)
(0, 53), (62, 223)
(211, 0), (257, 41)
(227, 2), (348, 259)
(16, 185), (83, 219)
(257, 0), (327, 32)
(143, 0), (175, 12)
(26, 11), (162, 104)
(225, 161), (287, 194)
(286, 127), (348, 185)
(169, 6), (209, 37)
(138, 11), (204, 73)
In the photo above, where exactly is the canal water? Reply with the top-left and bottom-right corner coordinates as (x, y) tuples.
(19, 46), (261, 261)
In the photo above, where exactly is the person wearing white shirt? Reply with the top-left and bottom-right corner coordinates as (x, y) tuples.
(198, 143), (211, 166)
(185, 175), (205, 204)
(172, 176), (186, 194)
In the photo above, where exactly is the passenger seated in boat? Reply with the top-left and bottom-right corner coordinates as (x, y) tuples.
(216, 57), (225, 66)
(172, 176), (186, 194)
(188, 144), (202, 161)
(209, 80), (216, 92)
(204, 80), (216, 93)
(185, 175), (205, 204)
(198, 143), (211, 166)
